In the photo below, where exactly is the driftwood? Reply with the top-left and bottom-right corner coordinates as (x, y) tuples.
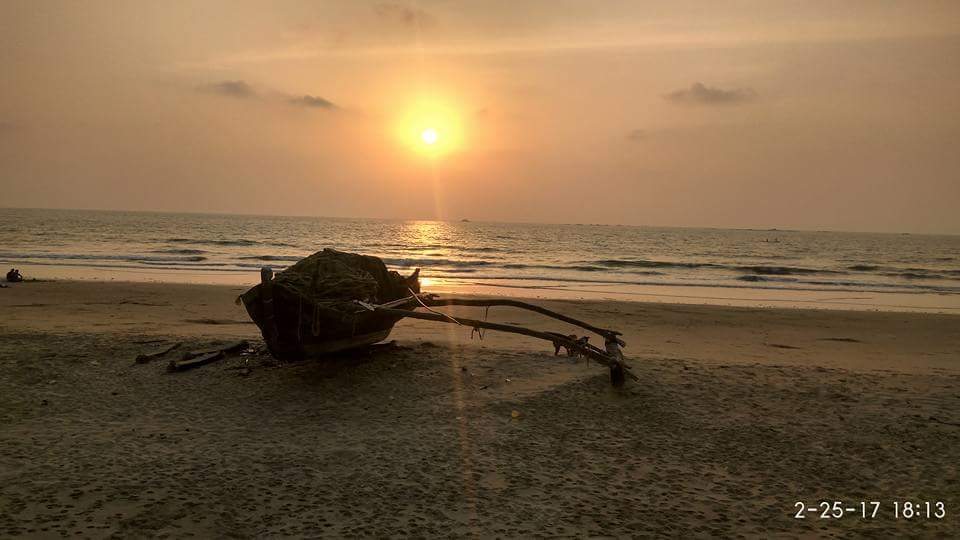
(168, 351), (223, 372)
(135, 342), (182, 364)
(181, 340), (249, 360)
(167, 340), (248, 372)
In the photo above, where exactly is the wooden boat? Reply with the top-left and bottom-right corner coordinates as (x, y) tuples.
(238, 248), (634, 386)
(238, 249), (419, 358)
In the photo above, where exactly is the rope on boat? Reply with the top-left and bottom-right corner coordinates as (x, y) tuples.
(471, 305), (490, 340)
(408, 287), (463, 326)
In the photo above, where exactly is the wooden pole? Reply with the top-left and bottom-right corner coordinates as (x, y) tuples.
(421, 297), (625, 346)
(365, 305), (638, 382)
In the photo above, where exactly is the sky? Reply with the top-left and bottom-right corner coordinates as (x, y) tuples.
(2, 1), (959, 233)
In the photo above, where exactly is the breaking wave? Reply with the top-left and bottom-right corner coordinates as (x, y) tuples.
(165, 238), (297, 248)
(237, 255), (304, 262)
(0, 252), (206, 263)
(151, 248), (208, 255)
(590, 259), (719, 269)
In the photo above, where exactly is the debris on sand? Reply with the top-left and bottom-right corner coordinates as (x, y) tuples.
(167, 340), (249, 372)
(134, 342), (182, 364)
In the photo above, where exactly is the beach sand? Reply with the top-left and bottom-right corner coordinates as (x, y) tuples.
(1, 280), (958, 537)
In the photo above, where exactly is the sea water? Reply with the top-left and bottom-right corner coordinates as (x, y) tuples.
(1, 207), (958, 312)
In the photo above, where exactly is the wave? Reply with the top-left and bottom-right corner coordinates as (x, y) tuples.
(234, 262), (292, 269)
(140, 261), (227, 267)
(392, 244), (502, 253)
(499, 262), (663, 274)
(885, 271), (947, 280)
(737, 275), (799, 283)
(591, 259), (719, 269)
(0, 252), (206, 263)
(592, 258), (845, 276)
(383, 257), (494, 268)
(736, 265), (845, 276)
(503, 263), (590, 272)
(240, 254), (496, 267)
(384, 257), (666, 274)
(848, 264), (960, 280)
(0, 259), (253, 273)
(442, 274), (960, 295)
(151, 248), (208, 255)
(165, 238), (297, 248)
(237, 255), (304, 262)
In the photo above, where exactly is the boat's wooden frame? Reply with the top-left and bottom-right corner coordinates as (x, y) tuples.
(356, 294), (636, 386)
(246, 264), (635, 387)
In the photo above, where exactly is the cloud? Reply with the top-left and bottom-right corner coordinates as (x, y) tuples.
(374, 2), (435, 28)
(289, 95), (337, 109)
(665, 82), (757, 105)
(626, 129), (646, 141)
(201, 80), (256, 98)
(197, 81), (338, 111)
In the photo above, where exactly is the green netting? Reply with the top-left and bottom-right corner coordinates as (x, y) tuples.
(265, 248), (417, 315)
(273, 252), (380, 304)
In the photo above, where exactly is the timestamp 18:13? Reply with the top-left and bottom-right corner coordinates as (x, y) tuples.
(794, 501), (946, 520)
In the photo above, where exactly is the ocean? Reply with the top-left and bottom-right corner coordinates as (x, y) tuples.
(2, 208), (958, 311)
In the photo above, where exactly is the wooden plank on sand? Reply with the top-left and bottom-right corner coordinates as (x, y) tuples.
(167, 340), (248, 372)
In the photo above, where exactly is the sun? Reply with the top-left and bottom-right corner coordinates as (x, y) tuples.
(394, 96), (463, 157)
(421, 128), (438, 145)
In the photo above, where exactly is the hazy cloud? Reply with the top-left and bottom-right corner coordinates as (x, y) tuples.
(374, 2), (435, 28)
(289, 95), (337, 109)
(198, 80), (338, 110)
(666, 82), (757, 105)
(202, 80), (256, 98)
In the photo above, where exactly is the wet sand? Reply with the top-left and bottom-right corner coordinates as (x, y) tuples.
(1, 280), (958, 537)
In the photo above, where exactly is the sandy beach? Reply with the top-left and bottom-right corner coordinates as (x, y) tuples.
(6, 0), (960, 536)
(1, 280), (958, 537)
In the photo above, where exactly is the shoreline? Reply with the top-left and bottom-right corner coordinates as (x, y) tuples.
(6, 266), (960, 313)
(3, 279), (959, 374)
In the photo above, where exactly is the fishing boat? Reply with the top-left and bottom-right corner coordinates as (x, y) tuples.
(238, 248), (634, 386)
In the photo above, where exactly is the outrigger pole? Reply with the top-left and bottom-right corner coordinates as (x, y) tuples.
(355, 294), (635, 386)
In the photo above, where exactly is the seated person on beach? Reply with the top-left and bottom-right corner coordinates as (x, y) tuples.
(6, 268), (23, 282)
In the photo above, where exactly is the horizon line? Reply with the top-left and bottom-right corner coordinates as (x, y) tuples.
(1, 205), (957, 238)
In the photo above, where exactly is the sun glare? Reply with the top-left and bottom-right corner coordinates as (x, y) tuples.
(395, 96), (463, 157)
(421, 128), (438, 145)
